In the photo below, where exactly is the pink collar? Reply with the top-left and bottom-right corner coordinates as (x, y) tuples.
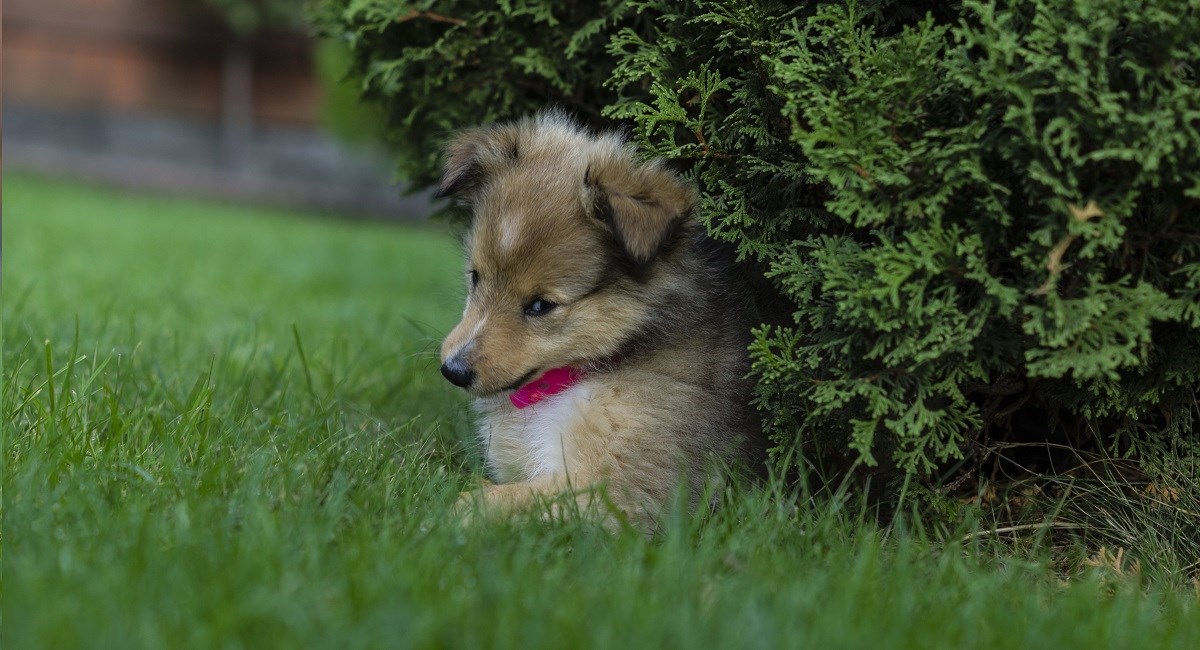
(509, 366), (586, 409)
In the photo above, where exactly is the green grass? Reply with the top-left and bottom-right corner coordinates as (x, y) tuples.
(4, 173), (1198, 649)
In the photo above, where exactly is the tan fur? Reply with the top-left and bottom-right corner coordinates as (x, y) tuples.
(439, 111), (763, 533)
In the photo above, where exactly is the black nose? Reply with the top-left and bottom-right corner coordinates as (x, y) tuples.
(440, 357), (474, 388)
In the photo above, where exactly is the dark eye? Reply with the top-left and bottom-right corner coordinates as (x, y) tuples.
(468, 270), (479, 288)
(523, 298), (557, 317)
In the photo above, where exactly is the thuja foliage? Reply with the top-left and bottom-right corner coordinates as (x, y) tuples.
(754, 1), (1200, 476)
(314, 1), (1200, 477)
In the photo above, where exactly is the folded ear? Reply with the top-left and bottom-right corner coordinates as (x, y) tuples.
(586, 159), (697, 269)
(435, 124), (522, 200)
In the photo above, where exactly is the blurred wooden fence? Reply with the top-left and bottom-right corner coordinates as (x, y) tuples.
(3, 0), (431, 218)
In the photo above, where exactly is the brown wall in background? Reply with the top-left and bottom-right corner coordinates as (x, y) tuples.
(4, 0), (321, 126)
(2, 1), (427, 218)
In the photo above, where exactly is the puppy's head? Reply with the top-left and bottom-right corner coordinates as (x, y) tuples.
(437, 111), (697, 395)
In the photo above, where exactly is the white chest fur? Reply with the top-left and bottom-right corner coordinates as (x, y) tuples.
(473, 380), (595, 483)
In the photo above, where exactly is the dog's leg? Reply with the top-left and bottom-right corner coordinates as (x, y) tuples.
(454, 472), (619, 526)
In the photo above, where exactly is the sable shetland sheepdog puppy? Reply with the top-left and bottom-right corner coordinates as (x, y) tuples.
(437, 111), (764, 533)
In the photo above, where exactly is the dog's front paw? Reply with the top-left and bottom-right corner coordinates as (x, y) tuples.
(452, 488), (488, 525)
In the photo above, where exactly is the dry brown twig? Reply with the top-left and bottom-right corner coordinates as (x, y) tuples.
(1034, 201), (1104, 295)
(960, 521), (1086, 542)
(396, 9), (466, 26)
(1084, 546), (1142, 578)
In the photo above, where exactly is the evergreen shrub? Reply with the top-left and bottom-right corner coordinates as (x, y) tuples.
(313, 0), (1200, 479)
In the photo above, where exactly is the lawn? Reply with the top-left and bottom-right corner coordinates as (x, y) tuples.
(4, 173), (1198, 648)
